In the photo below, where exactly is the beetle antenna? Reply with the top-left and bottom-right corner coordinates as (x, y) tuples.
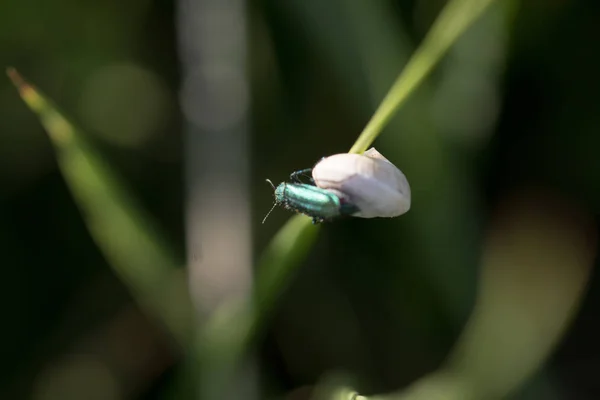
(262, 179), (278, 224)
(262, 202), (277, 224)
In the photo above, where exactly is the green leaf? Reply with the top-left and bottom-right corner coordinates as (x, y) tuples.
(7, 68), (193, 347)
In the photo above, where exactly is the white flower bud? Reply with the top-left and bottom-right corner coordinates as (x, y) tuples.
(311, 147), (411, 218)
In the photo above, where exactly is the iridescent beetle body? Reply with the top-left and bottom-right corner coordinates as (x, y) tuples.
(275, 182), (358, 223)
(264, 179), (359, 224)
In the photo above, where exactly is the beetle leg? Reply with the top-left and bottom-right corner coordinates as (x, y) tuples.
(290, 168), (315, 185)
(311, 216), (324, 225)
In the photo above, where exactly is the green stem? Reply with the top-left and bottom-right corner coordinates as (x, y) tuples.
(349, 0), (498, 154)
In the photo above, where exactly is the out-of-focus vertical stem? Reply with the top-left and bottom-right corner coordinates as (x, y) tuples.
(177, 0), (255, 399)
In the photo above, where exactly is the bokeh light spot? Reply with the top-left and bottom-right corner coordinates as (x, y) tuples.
(79, 63), (171, 148)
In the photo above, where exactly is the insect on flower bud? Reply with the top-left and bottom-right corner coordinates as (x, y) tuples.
(311, 147), (411, 218)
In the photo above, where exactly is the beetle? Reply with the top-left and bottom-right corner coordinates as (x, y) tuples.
(263, 147), (410, 223)
(262, 176), (360, 224)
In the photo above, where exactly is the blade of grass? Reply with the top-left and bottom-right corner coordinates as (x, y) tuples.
(249, 0), (501, 352)
(247, 0), (502, 348)
(7, 68), (193, 347)
(246, 0), (502, 398)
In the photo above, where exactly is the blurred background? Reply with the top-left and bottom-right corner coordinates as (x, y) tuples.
(1, 0), (600, 399)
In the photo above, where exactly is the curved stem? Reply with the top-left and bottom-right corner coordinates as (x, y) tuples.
(349, 0), (498, 154)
